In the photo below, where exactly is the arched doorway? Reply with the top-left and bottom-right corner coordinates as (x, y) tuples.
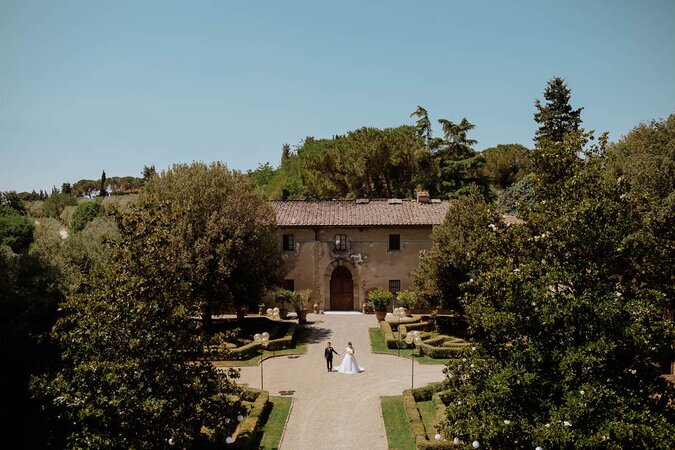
(330, 266), (354, 310)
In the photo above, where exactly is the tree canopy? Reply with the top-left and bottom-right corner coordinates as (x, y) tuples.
(37, 203), (243, 448)
(140, 162), (283, 318)
(428, 131), (675, 448)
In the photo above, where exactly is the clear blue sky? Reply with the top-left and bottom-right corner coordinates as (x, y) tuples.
(1, 0), (673, 192)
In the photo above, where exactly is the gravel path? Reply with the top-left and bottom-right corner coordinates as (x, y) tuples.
(233, 313), (446, 450)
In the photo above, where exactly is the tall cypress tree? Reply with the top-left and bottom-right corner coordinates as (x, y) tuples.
(533, 77), (583, 146)
(99, 170), (107, 197)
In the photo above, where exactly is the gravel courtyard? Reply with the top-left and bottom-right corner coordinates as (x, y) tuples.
(234, 312), (446, 450)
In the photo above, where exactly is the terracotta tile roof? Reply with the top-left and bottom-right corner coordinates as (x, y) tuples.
(272, 199), (451, 227)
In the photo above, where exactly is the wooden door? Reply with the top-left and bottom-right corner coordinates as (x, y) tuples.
(330, 266), (353, 310)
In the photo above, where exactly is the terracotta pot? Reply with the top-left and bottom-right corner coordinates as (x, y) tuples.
(375, 309), (387, 321)
(297, 309), (308, 323)
(258, 307), (265, 315)
(279, 308), (289, 320)
(313, 302), (319, 314)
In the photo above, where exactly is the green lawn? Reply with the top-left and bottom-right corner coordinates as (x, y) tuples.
(259, 396), (293, 450)
(380, 396), (416, 450)
(369, 327), (450, 365)
(417, 399), (437, 439)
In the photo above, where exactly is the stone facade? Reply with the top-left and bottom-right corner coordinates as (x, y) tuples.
(272, 198), (450, 311)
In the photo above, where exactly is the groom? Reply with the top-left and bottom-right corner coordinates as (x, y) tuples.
(324, 342), (339, 372)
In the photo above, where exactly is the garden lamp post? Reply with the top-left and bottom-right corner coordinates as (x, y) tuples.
(393, 307), (406, 357)
(253, 332), (270, 389)
(405, 330), (422, 389)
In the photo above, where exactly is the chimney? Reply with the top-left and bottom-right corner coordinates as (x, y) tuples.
(416, 190), (430, 204)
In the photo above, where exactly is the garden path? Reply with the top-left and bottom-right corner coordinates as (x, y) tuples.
(233, 312), (445, 450)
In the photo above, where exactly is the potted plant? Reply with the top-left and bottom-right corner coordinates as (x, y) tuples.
(292, 289), (312, 323)
(396, 290), (416, 317)
(271, 288), (293, 319)
(236, 305), (248, 320)
(369, 288), (392, 321)
(258, 302), (266, 315)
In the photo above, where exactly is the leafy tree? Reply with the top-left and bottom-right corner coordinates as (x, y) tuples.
(42, 191), (77, 219)
(70, 201), (101, 233)
(1, 191), (27, 214)
(0, 212), (34, 253)
(36, 204), (243, 449)
(434, 131), (675, 449)
(497, 173), (536, 214)
(247, 162), (277, 189)
(480, 144), (532, 190)
(142, 165), (157, 183)
(1, 222), (64, 448)
(61, 183), (72, 195)
(534, 77), (583, 146)
(72, 179), (99, 198)
(140, 162), (283, 324)
(413, 188), (501, 312)
(605, 114), (674, 202)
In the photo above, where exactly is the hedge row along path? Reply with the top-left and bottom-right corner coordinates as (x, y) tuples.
(233, 312), (445, 450)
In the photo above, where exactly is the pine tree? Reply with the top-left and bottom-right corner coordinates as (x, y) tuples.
(534, 77), (583, 146)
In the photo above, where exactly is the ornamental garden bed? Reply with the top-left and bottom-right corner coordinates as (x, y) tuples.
(378, 315), (471, 359)
(381, 383), (458, 450)
(203, 317), (303, 362)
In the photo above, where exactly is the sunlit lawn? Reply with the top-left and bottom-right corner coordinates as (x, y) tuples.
(380, 396), (416, 450)
(369, 327), (450, 365)
(259, 396), (293, 450)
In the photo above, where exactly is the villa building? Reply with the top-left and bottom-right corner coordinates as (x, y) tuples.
(271, 191), (449, 312)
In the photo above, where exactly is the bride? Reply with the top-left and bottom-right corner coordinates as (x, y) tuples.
(336, 342), (365, 374)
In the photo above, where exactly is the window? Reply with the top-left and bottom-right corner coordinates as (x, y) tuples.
(283, 279), (294, 291)
(389, 280), (401, 297)
(283, 234), (294, 251)
(389, 234), (401, 251)
(334, 234), (347, 251)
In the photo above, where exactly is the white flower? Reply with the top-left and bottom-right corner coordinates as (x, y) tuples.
(237, 414), (244, 422)
(471, 346), (476, 351)
(564, 421), (572, 427)
(536, 447), (543, 450)
(472, 441), (480, 448)
(457, 400), (462, 405)
(470, 364), (475, 368)
(545, 423), (550, 428)
(435, 433), (442, 440)
(615, 292), (622, 297)
(168, 438), (175, 446)
(488, 223), (497, 231)
(503, 419), (510, 425)
(225, 436), (233, 444)
(513, 268), (520, 273)
(580, 390), (585, 395)
(462, 358), (467, 362)
(469, 278), (474, 283)
(225, 418), (230, 424)
(453, 437), (460, 444)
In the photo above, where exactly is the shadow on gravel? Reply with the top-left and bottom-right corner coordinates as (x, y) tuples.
(278, 390), (295, 396)
(303, 325), (333, 344)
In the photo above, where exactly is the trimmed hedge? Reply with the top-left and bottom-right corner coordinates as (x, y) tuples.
(380, 320), (405, 349)
(207, 323), (299, 360)
(418, 343), (467, 359)
(231, 389), (272, 449)
(404, 387), (457, 449)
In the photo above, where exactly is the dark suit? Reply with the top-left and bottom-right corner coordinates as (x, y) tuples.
(324, 346), (339, 371)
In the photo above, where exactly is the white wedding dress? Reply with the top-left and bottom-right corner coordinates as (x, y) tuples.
(337, 347), (364, 374)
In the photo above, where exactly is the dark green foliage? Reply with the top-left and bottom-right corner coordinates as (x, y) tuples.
(98, 170), (107, 197)
(1, 238), (64, 448)
(1, 191), (27, 214)
(534, 77), (583, 146)
(497, 174), (536, 214)
(36, 204), (244, 449)
(413, 187), (502, 311)
(480, 144), (532, 190)
(435, 131), (675, 448)
(41, 191), (77, 219)
(0, 211), (34, 253)
(70, 201), (101, 233)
